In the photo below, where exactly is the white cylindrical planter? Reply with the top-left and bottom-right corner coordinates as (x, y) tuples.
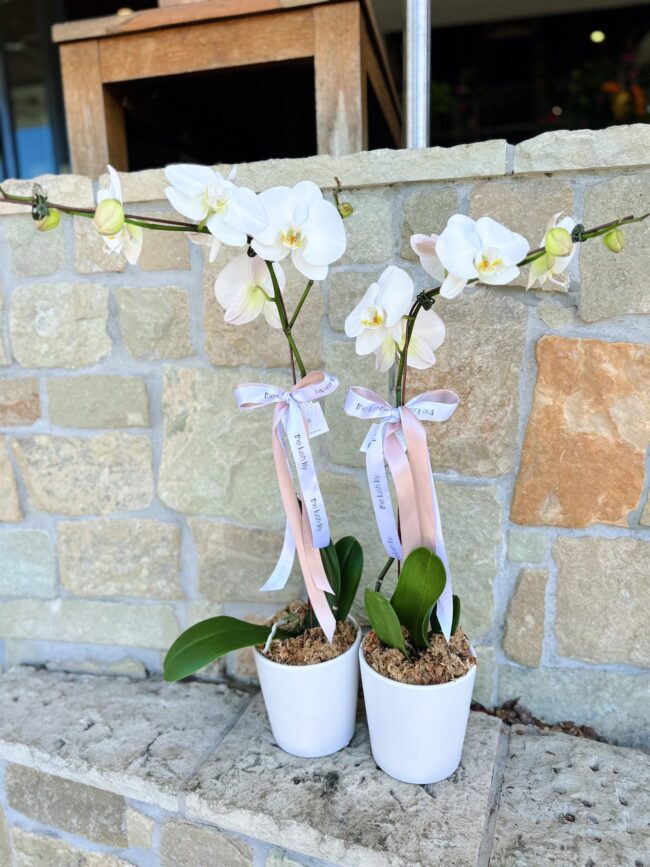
(360, 644), (476, 784)
(254, 620), (361, 758)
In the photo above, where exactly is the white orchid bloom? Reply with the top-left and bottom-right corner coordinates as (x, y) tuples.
(96, 166), (143, 265)
(402, 307), (446, 370)
(187, 232), (221, 263)
(165, 164), (266, 247)
(435, 214), (530, 298)
(215, 254), (285, 328)
(410, 233), (445, 282)
(527, 213), (577, 290)
(251, 181), (346, 280)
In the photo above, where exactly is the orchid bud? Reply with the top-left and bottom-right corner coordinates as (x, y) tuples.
(93, 199), (125, 236)
(603, 228), (625, 253)
(35, 208), (61, 232)
(337, 201), (353, 218)
(545, 226), (573, 258)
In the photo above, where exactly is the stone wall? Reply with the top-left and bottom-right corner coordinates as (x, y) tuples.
(0, 125), (649, 746)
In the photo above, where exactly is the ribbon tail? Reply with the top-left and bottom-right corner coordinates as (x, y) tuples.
(301, 508), (337, 642)
(384, 426), (421, 559)
(286, 402), (330, 549)
(259, 520), (296, 592)
(365, 427), (403, 561)
(431, 479), (453, 640)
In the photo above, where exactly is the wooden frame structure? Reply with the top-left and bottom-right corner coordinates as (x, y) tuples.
(52, 0), (402, 177)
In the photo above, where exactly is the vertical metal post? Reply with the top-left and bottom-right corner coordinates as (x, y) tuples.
(404, 0), (431, 149)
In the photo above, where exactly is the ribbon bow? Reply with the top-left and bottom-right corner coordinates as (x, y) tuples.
(235, 371), (339, 641)
(344, 386), (460, 638)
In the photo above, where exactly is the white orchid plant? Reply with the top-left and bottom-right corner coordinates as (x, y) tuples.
(1, 167), (647, 674)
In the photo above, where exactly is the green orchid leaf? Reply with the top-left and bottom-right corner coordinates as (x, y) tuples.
(334, 536), (363, 621)
(320, 540), (341, 610)
(163, 617), (276, 682)
(391, 547), (447, 649)
(365, 589), (408, 656)
(451, 594), (461, 635)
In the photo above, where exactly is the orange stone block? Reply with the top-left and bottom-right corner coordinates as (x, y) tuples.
(511, 335), (650, 528)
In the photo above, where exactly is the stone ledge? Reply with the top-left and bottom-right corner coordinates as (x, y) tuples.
(0, 668), (648, 867)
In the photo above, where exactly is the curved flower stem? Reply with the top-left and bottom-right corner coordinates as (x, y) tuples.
(265, 260), (307, 382)
(289, 280), (314, 329)
(374, 557), (395, 593)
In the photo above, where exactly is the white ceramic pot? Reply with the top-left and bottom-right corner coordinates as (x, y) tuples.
(359, 643), (476, 784)
(254, 620), (361, 758)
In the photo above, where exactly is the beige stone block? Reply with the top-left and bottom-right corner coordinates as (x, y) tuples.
(5, 214), (67, 277)
(10, 282), (111, 369)
(0, 529), (56, 597)
(323, 337), (389, 468)
(472, 645), (496, 708)
(503, 568), (548, 667)
(554, 536), (650, 667)
(138, 218), (191, 272)
(159, 366), (282, 526)
(514, 124), (650, 173)
(47, 376), (149, 428)
(0, 439), (22, 521)
(327, 268), (383, 332)
(470, 178), (574, 290)
(126, 808), (154, 849)
(203, 246), (321, 370)
(536, 298), (578, 329)
(43, 655), (147, 679)
(11, 827), (130, 866)
(266, 850), (304, 867)
(6, 764), (127, 846)
(74, 216), (126, 273)
(0, 808), (11, 867)
(0, 378), (39, 426)
(641, 493), (650, 527)
(189, 518), (301, 603)
(507, 529), (547, 563)
(581, 174), (650, 321)
(0, 297), (9, 366)
(160, 819), (253, 867)
(59, 519), (182, 599)
(512, 336), (650, 527)
(11, 433), (153, 515)
(0, 173), (93, 215)
(116, 286), (193, 359)
(340, 188), (395, 264)
(409, 289), (528, 476)
(0, 599), (179, 648)
(400, 186), (458, 260)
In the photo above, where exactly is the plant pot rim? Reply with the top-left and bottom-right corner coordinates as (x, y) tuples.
(359, 640), (477, 692)
(254, 615), (361, 671)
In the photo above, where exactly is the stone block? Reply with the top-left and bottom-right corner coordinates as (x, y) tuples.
(160, 819), (253, 867)
(0, 808), (10, 867)
(554, 536), (650, 667)
(498, 665), (650, 749)
(58, 519), (182, 599)
(641, 493), (650, 527)
(507, 528), (547, 563)
(10, 433), (153, 514)
(116, 286), (193, 359)
(138, 218), (191, 271)
(189, 519), (301, 603)
(11, 826), (131, 866)
(0, 173), (93, 215)
(400, 186), (458, 260)
(5, 214), (67, 277)
(503, 568), (548, 667)
(536, 298), (578, 329)
(492, 724), (650, 866)
(340, 188), (395, 264)
(408, 289), (528, 476)
(0, 439), (22, 522)
(0, 297), (9, 366)
(514, 124), (650, 173)
(126, 808), (154, 849)
(473, 645), (496, 708)
(326, 268), (383, 332)
(47, 376), (149, 428)
(6, 764), (127, 846)
(203, 246), (321, 370)
(512, 336), (650, 527)
(74, 216), (125, 273)
(159, 366), (282, 526)
(10, 282), (111, 368)
(0, 529), (56, 598)
(0, 378), (39, 426)
(184, 695), (504, 867)
(581, 174), (650, 321)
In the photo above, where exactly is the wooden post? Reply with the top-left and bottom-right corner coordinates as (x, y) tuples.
(59, 40), (128, 177)
(313, 2), (365, 155)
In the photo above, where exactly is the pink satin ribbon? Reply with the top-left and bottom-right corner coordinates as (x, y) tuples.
(235, 371), (338, 642)
(344, 386), (460, 638)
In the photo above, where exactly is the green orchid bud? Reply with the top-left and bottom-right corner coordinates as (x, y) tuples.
(93, 198), (125, 236)
(35, 208), (61, 232)
(337, 201), (353, 218)
(545, 226), (573, 258)
(603, 228), (625, 253)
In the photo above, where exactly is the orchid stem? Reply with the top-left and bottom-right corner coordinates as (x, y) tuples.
(375, 557), (395, 592)
(265, 260), (307, 380)
(289, 280), (314, 329)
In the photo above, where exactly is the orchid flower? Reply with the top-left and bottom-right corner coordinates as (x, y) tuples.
(96, 166), (143, 265)
(410, 233), (445, 282)
(344, 265), (445, 372)
(434, 214), (530, 298)
(527, 213), (577, 289)
(251, 181), (346, 280)
(187, 232), (221, 263)
(215, 254), (285, 327)
(165, 164), (266, 247)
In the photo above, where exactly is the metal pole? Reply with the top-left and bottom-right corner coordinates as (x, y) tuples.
(404, 0), (431, 149)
